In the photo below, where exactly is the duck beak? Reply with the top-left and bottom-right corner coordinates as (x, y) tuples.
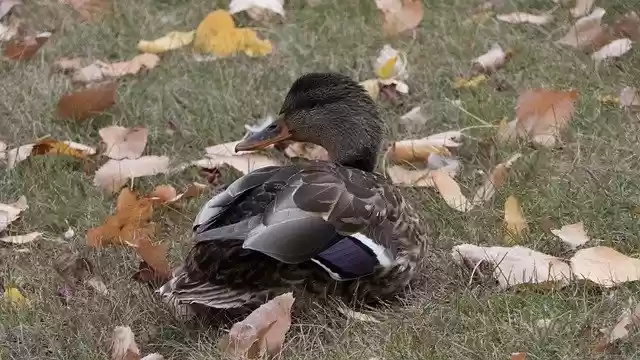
(236, 116), (292, 152)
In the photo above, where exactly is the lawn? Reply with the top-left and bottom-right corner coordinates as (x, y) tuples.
(1, 0), (639, 359)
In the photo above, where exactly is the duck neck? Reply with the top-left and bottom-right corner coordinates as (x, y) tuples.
(325, 142), (379, 172)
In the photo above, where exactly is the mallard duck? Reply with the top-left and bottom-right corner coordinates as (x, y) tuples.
(159, 72), (427, 314)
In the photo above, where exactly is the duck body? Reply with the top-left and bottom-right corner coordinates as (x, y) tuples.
(160, 159), (425, 310)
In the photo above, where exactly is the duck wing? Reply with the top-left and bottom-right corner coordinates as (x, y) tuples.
(193, 161), (401, 266)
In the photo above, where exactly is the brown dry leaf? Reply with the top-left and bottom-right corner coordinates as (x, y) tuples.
(551, 221), (589, 249)
(71, 54), (160, 83)
(220, 292), (295, 359)
(556, 7), (606, 50)
(132, 261), (168, 286)
(504, 195), (527, 244)
(514, 88), (579, 148)
(511, 352), (527, 360)
(4, 31), (51, 60)
(595, 300), (640, 352)
(93, 156), (171, 192)
(386, 139), (451, 163)
(375, 0), (423, 36)
(57, 81), (117, 121)
(497, 12), (553, 25)
(193, 140), (283, 175)
(570, 0), (594, 18)
(60, 0), (111, 21)
(86, 188), (154, 247)
(620, 86), (640, 111)
(99, 126), (148, 160)
(451, 244), (572, 289)
(432, 170), (471, 212)
(472, 153), (522, 206)
(281, 142), (329, 161)
(5, 137), (96, 169)
(0, 232), (41, 244)
(570, 246), (640, 287)
(111, 326), (140, 360)
(128, 237), (171, 282)
(149, 182), (208, 205)
(0, 195), (27, 232)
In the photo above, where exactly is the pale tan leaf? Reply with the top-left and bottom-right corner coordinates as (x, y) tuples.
(386, 157), (460, 188)
(399, 106), (428, 128)
(504, 195), (527, 244)
(98, 53), (160, 77)
(99, 126), (148, 160)
(472, 153), (522, 206)
(199, 140), (283, 174)
(451, 244), (572, 289)
(85, 276), (109, 295)
(140, 354), (164, 360)
(221, 292), (295, 359)
(596, 300), (640, 352)
(551, 222), (589, 249)
(556, 7), (606, 49)
(497, 12), (553, 25)
(111, 326), (140, 360)
(0, 195), (27, 232)
(620, 86), (640, 110)
(336, 306), (381, 323)
(54, 57), (85, 73)
(570, 0), (594, 18)
(591, 38), (633, 61)
(0, 232), (41, 244)
(473, 43), (509, 73)
(229, 0), (285, 20)
(282, 142), (329, 161)
(432, 170), (471, 212)
(570, 246), (640, 287)
(137, 30), (195, 54)
(375, 0), (423, 36)
(93, 156), (171, 192)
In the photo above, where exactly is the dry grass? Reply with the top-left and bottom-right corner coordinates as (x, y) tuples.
(1, 0), (640, 358)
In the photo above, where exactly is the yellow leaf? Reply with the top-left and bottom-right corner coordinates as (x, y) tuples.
(193, 10), (272, 57)
(504, 195), (527, 244)
(375, 55), (397, 79)
(138, 30), (195, 53)
(453, 75), (487, 89)
(4, 287), (29, 307)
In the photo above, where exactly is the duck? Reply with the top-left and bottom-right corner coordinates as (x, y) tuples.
(159, 72), (428, 316)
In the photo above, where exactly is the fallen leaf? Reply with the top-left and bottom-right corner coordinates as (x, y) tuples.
(472, 43), (511, 74)
(514, 89), (579, 148)
(556, 7), (607, 50)
(497, 12), (552, 25)
(86, 188), (154, 247)
(399, 106), (428, 128)
(432, 170), (471, 212)
(0, 20), (19, 42)
(551, 222), (589, 249)
(5, 137), (96, 169)
(472, 153), (522, 206)
(595, 300), (640, 352)
(111, 326), (140, 360)
(57, 81), (118, 121)
(511, 352), (527, 360)
(453, 74), (487, 89)
(385, 138), (451, 163)
(54, 57), (85, 73)
(137, 30), (195, 53)
(336, 306), (381, 323)
(386, 157), (460, 187)
(99, 126), (148, 160)
(220, 292), (295, 359)
(4, 31), (51, 60)
(374, 44), (407, 80)
(620, 86), (640, 111)
(0, 232), (42, 244)
(148, 185), (177, 204)
(360, 79), (381, 100)
(375, 0), (423, 36)
(71, 54), (160, 83)
(193, 10), (272, 57)
(93, 156), (170, 192)
(229, 0), (285, 21)
(132, 261), (169, 286)
(570, 246), (640, 287)
(451, 244), (572, 289)
(3, 286), (29, 307)
(591, 38), (632, 62)
(0, 0), (21, 20)
(504, 195), (527, 244)
(63, 226), (75, 239)
(0, 195), (27, 231)
(141, 354), (164, 360)
(194, 140), (282, 175)
(281, 142), (329, 161)
(60, 0), (111, 21)
(570, 0), (594, 18)
(86, 276), (109, 295)
(128, 237), (171, 282)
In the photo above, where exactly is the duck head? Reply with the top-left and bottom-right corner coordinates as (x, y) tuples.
(235, 72), (384, 172)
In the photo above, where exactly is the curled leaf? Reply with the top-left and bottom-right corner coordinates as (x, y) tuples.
(432, 170), (471, 212)
(0, 195), (27, 232)
(137, 30), (195, 53)
(551, 222), (589, 249)
(556, 7), (606, 50)
(591, 38), (633, 62)
(472, 153), (522, 206)
(374, 44), (407, 80)
(375, 0), (424, 36)
(229, 0), (285, 21)
(504, 195), (527, 244)
(496, 12), (552, 25)
(193, 10), (272, 57)
(99, 126), (148, 160)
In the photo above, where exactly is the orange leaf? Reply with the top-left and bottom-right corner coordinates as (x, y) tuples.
(57, 81), (117, 121)
(130, 236), (171, 281)
(515, 89), (579, 147)
(375, 0), (424, 36)
(4, 32), (51, 61)
(61, 0), (112, 22)
(148, 185), (178, 204)
(220, 292), (295, 359)
(511, 352), (527, 360)
(86, 188), (154, 247)
(132, 261), (169, 286)
(31, 137), (93, 159)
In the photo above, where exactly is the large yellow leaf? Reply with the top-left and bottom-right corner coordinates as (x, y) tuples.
(193, 10), (272, 57)
(137, 31), (195, 53)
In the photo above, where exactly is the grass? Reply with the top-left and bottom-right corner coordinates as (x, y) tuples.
(1, 0), (640, 358)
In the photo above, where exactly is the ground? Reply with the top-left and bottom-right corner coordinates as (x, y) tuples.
(1, 0), (639, 358)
